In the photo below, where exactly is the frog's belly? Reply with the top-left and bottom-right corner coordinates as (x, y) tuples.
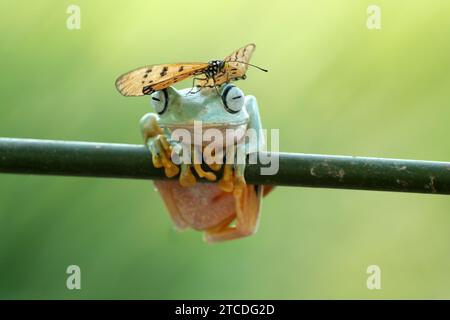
(164, 124), (248, 147)
(155, 180), (236, 230)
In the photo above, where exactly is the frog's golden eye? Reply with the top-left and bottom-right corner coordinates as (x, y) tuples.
(150, 90), (168, 114)
(221, 84), (244, 114)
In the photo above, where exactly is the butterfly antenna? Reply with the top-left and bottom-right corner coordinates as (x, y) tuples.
(229, 60), (268, 72)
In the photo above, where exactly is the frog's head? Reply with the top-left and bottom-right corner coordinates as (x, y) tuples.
(149, 84), (249, 130)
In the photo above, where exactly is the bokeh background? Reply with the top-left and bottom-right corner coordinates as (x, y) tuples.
(1, 0), (450, 299)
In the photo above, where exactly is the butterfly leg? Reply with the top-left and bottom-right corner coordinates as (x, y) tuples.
(187, 76), (208, 94)
(140, 113), (180, 178)
(212, 77), (221, 96)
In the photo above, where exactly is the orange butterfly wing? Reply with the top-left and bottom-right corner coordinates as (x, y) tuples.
(224, 43), (256, 78)
(115, 63), (208, 96)
(196, 43), (256, 88)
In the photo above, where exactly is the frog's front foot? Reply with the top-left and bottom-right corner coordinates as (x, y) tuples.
(140, 113), (180, 178)
(153, 135), (180, 178)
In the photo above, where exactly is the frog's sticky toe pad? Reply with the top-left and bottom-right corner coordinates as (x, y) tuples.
(180, 171), (197, 187)
(219, 179), (234, 193)
(164, 165), (179, 178)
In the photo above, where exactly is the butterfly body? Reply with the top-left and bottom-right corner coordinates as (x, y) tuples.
(115, 44), (265, 97)
(205, 60), (226, 78)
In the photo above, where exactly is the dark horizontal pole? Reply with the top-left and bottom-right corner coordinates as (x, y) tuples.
(1, 137), (450, 195)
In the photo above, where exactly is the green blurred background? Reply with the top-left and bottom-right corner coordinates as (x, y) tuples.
(1, 0), (450, 299)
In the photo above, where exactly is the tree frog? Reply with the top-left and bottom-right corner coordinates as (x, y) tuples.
(139, 84), (272, 242)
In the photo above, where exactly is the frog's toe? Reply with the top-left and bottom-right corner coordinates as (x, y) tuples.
(159, 135), (173, 157)
(203, 171), (217, 181)
(159, 150), (179, 177)
(218, 164), (234, 193)
(218, 178), (234, 193)
(180, 173), (196, 187)
(180, 165), (197, 187)
(164, 164), (179, 178)
(193, 164), (217, 182)
(233, 175), (246, 196)
(151, 154), (163, 168)
(208, 162), (223, 171)
(235, 175), (246, 188)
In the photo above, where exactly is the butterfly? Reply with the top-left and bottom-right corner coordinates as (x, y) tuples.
(115, 43), (267, 97)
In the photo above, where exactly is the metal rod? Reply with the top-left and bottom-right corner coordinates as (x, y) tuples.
(1, 138), (450, 195)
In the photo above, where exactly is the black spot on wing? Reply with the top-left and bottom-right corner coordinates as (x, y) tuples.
(160, 66), (168, 77)
(142, 85), (154, 95)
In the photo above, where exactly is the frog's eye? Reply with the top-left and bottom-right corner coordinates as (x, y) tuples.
(150, 89), (168, 114)
(221, 85), (244, 114)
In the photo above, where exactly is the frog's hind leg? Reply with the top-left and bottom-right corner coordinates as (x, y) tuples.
(203, 184), (262, 243)
(263, 185), (275, 197)
(203, 212), (235, 236)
